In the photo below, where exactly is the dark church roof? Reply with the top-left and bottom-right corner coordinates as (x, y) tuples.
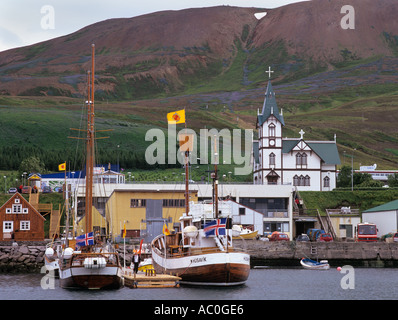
(257, 80), (285, 127)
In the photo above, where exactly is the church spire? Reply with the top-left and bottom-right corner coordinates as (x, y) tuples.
(257, 67), (284, 126)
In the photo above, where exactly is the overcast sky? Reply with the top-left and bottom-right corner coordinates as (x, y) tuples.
(0, 0), (307, 52)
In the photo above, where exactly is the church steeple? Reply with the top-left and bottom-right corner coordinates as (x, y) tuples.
(257, 79), (285, 126)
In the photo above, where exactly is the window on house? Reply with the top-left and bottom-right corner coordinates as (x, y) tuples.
(269, 153), (275, 166)
(12, 204), (22, 213)
(130, 199), (146, 208)
(162, 199), (185, 207)
(20, 221), (30, 231)
(239, 207), (246, 216)
(3, 221), (13, 232)
(304, 175), (311, 186)
(293, 175), (299, 186)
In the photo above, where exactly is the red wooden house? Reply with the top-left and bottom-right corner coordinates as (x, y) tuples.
(0, 193), (45, 241)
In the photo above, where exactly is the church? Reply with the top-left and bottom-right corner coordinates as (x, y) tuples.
(252, 75), (341, 191)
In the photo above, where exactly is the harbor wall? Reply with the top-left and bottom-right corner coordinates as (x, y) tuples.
(0, 243), (46, 273)
(245, 241), (398, 267)
(2, 241), (398, 272)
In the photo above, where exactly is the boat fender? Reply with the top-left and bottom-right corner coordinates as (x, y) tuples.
(214, 237), (225, 251)
(63, 247), (74, 259)
(45, 247), (54, 258)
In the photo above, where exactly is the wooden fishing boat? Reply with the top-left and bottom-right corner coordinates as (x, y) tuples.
(300, 258), (330, 270)
(151, 134), (250, 286)
(58, 44), (123, 290)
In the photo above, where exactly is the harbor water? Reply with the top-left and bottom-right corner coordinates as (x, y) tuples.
(1, 267), (397, 300)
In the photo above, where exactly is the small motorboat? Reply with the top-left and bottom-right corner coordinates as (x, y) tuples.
(300, 258), (330, 270)
(232, 225), (258, 240)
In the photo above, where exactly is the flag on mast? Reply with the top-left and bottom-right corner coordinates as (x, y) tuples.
(163, 223), (171, 236)
(58, 162), (66, 171)
(167, 109), (185, 124)
(204, 218), (227, 237)
(123, 223), (126, 238)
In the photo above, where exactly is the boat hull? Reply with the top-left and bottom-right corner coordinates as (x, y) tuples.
(59, 266), (123, 289)
(233, 230), (258, 240)
(300, 258), (330, 270)
(152, 251), (250, 286)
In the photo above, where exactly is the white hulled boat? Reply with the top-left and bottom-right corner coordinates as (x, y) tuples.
(151, 132), (250, 286)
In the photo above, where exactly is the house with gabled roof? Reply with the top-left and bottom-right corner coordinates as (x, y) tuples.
(253, 79), (341, 191)
(0, 192), (45, 241)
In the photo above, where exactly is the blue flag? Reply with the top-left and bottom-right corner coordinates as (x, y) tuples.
(76, 232), (94, 246)
(204, 218), (227, 237)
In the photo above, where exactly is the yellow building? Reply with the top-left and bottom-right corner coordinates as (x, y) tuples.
(106, 189), (198, 242)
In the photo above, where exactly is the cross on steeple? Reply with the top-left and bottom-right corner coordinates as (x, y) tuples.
(299, 129), (305, 140)
(265, 66), (274, 79)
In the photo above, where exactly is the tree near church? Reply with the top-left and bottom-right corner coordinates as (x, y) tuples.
(337, 165), (352, 188)
(19, 156), (45, 176)
(387, 173), (398, 188)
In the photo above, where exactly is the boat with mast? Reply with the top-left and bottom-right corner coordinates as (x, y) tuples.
(58, 44), (123, 289)
(151, 118), (250, 286)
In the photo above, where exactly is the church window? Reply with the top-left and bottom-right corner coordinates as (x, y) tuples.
(296, 153), (302, 166)
(324, 176), (330, 188)
(268, 124), (276, 137)
(301, 153), (307, 165)
(296, 153), (307, 167)
(293, 175), (310, 186)
(269, 153), (275, 166)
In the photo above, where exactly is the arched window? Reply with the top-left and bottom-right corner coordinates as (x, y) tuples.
(299, 175), (305, 186)
(268, 123), (276, 137)
(304, 175), (311, 186)
(293, 175), (299, 186)
(269, 153), (275, 166)
(296, 153), (302, 166)
(301, 153), (307, 166)
(324, 176), (330, 188)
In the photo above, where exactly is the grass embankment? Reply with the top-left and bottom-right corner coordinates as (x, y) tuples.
(300, 189), (398, 215)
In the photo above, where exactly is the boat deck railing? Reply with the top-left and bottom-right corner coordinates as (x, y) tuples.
(152, 244), (246, 259)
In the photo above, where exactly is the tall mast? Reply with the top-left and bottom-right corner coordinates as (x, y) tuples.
(213, 136), (218, 219)
(85, 44), (95, 233)
(184, 150), (189, 216)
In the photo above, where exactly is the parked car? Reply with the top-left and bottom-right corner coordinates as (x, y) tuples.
(42, 186), (52, 193)
(8, 187), (17, 194)
(393, 232), (398, 242)
(269, 232), (290, 241)
(296, 234), (310, 242)
(317, 233), (333, 242)
(21, 186), (31, 194)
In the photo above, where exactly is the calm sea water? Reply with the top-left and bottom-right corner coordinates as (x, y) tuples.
(0, 267), (397, 301)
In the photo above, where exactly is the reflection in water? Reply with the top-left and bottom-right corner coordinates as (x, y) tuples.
(0, 268), (397, 300)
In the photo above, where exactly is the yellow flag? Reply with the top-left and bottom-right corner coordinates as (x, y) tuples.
(58, 162), (66, 171)
(167, 109), (185, 124)
(163, 223), (170, 236)
(123, 224), (126, 238)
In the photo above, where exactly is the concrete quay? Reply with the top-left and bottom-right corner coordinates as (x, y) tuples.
(245, 241), (398, 267)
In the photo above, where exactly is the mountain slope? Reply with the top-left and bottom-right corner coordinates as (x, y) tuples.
(0, 6), (259, 98)
(1, 1), (398, 98)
